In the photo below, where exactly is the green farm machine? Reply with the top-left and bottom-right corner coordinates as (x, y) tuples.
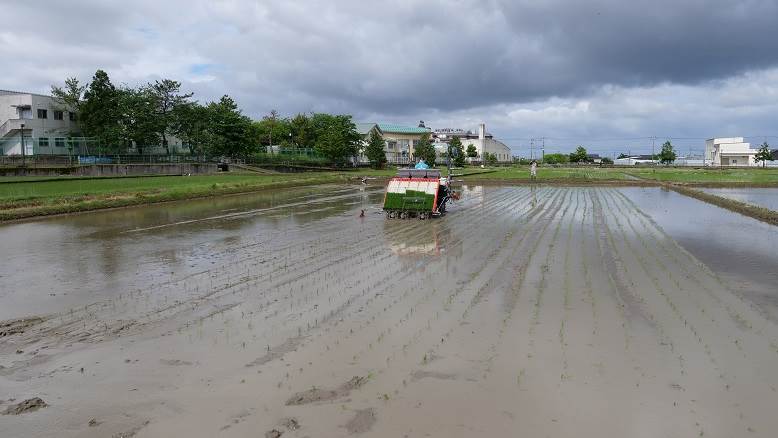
(382, 168), (459, 219)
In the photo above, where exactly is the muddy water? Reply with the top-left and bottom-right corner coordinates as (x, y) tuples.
(621, 186), (778, 320)
(0, 185), (381, 320)
(700, 187), (778, 212)
(3, 185), (778, 438)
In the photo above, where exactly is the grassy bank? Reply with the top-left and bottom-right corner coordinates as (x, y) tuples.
(4, 165), (778, 221)
(457, 166), (778, 185)
(620, 167), (778, 185)
(0, 172), (364, 221)
(461, 167), (630, 181)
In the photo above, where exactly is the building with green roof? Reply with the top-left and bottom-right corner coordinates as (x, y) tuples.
(359, 121), (431, 164)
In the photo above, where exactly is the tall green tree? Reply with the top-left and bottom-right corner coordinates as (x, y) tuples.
(51, 77), (85, 123)
(450, 136), (466, 167)
(148, 79), (193, 155)
(466, 143), (478, 158)
(117, 86), (161, 154)
(569, 146), (588, 163)
(80, 70), (122, 153)
(659, 141), (676, 165)
(413, 133), (436, 166)
(206, 95), (254, 158)
(290, 113), (312, 148)
(171, 102), (210, 155)
(312, 115), (361, 165)
(364, 129), (387, 169)
(755, 142), (772, 167)
(484, 152), (498, 166)
(543, 153), (569, 164)
(255, 111), (292, 150)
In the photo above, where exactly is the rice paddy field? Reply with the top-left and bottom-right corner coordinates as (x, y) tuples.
(2, 183), (778, 437)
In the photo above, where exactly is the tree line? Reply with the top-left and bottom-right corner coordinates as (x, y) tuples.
(52, 70), (363, 164)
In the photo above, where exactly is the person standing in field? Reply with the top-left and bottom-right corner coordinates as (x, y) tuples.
(530, 160), (538, 180)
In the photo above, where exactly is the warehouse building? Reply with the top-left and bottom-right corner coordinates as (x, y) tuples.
(433, 123), (512, 162)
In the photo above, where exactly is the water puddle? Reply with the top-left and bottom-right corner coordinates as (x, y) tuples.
(699, 187), (778, 212)
(621, 186), (778, 320)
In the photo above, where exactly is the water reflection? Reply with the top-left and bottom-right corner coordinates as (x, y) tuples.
(621, 186), (778, 320)
(0, 185), (382, 320)
(700, 187), (778, 212)
(384, 220), (448, 258)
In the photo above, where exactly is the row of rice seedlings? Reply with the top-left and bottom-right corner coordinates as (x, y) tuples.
(602, 189), (726, 379)
(612, 190), (778, 355)
(591, 188), (637, 355)
(607, 190), (748, 370)
(389, 187), (569, 396)
(275, 186), (536, 396)
(579, 189), (599, 339)
(482, 188), (567, 379)
(603, 190), (736, 428)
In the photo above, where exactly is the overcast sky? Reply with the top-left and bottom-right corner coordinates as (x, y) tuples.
(3, 0), (778, 156)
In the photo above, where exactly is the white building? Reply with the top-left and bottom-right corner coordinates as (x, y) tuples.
(433, 123), (512, 162)
(705, 137), (757, 166)
(1, 89), (80, 155)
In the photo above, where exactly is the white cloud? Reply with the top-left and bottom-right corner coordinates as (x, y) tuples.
(2, 0), (778, 155)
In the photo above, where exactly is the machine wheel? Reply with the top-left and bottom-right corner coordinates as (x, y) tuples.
(399, 211), (408, 219)
(419, 212), (427, 220)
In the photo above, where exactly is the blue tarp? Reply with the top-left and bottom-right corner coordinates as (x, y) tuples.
(78, 156), (114, 164)
(414, 160), (429, 169)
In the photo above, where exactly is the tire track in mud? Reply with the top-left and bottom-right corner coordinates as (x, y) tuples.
(264, 188), (570, 433)
(419, 187), (569, 382)
(336, 188), (571, 436)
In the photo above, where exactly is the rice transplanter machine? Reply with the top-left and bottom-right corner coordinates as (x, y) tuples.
(382, 168), (458, 219)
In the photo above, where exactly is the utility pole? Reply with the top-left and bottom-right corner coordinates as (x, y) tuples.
(530, 138), (535, 160)
(541, 137), (545, 163)
(20, 123), (25, 166)
(651, 136), (656, 165)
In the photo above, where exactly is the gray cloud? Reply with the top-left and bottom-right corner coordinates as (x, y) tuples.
(2, 0), (778, 154)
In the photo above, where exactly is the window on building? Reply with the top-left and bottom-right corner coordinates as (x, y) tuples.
(38, 137), (49, 147)
(69, 112), (77, 121)
(37, 109), (48, 119)
(53, 110), (64, 120)
(17, 107), (32, 119)
(55, 137), (66, 148)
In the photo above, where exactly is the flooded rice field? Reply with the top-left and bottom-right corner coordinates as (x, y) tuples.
(2, 185), (778, 438)
(700, 187), (778, 212)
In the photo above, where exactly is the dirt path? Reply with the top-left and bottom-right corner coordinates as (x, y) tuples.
(2, 186), (778, 437)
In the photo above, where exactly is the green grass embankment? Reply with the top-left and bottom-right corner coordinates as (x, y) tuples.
(461, 167), (632, 183)
(0, 172), (362, 221)
(4, 165), (778, 221)
(621, 167), (778, 185)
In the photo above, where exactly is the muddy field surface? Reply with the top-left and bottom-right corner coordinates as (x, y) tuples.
(2, 185), (778, 438)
